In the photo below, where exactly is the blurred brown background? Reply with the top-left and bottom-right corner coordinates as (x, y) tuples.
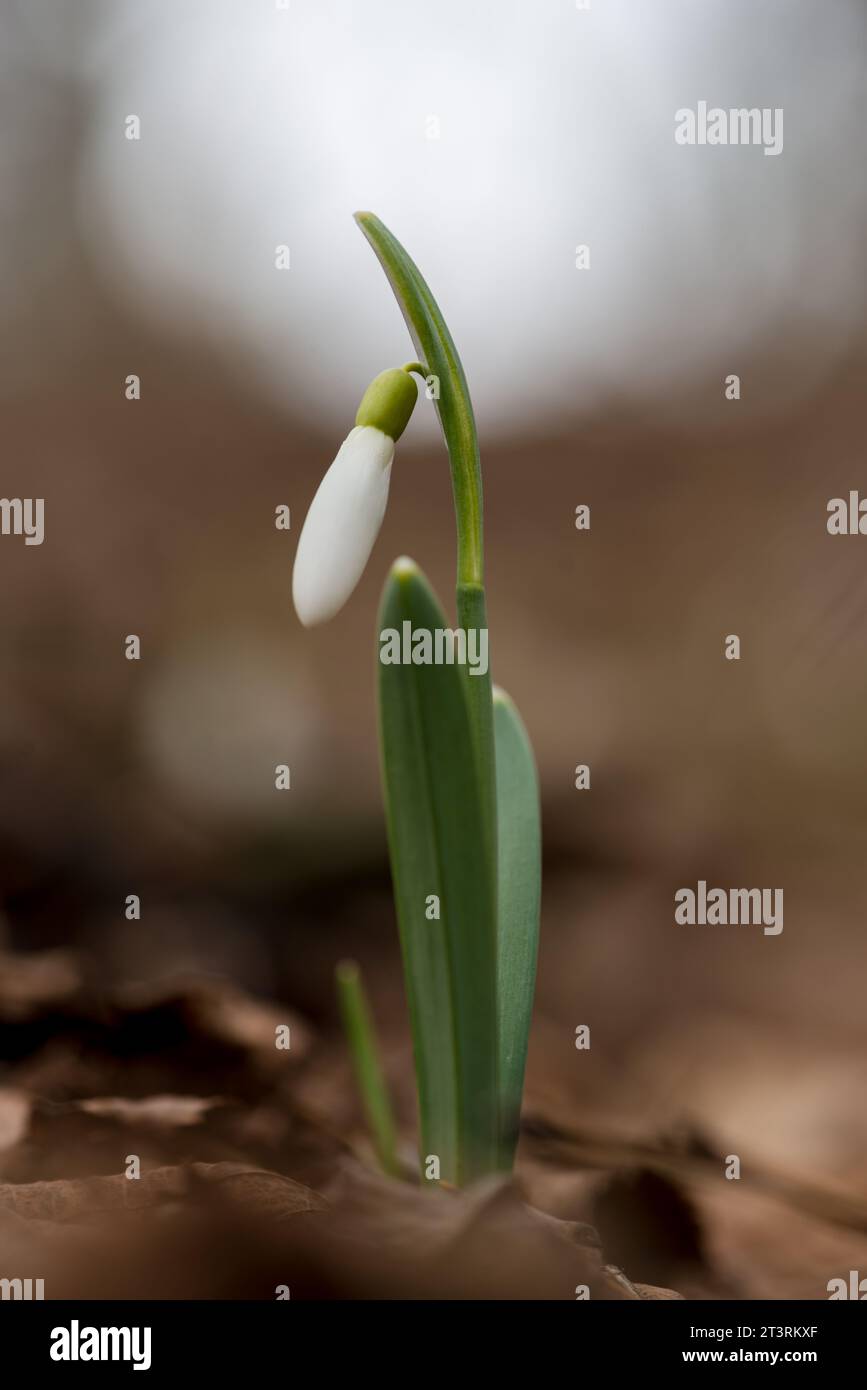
(1, 1), (867, 1299)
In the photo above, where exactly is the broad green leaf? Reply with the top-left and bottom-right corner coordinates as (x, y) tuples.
(378, 558), (498, 1185)
(493, 688), (541, 1168)
(336, 960), (400, 1179)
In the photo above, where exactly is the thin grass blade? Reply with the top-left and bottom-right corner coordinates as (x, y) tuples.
(335, 959), (401, 1179)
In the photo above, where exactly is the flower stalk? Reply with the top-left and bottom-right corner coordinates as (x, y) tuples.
(354, 211), (498, 901)
(353, 213), (485, 592)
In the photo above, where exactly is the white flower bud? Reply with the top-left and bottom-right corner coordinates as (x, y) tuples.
(292, 425), (394, 626)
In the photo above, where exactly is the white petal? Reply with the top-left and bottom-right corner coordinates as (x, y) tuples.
(292, 425), (394, 626)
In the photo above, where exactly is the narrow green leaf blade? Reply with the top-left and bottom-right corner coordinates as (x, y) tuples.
(378, 558), (498, 1184)
(493, 687), (541, 1168)
(335, 959), (400, 1179)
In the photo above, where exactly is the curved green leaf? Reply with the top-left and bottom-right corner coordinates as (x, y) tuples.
(493, 688), (541, 1168)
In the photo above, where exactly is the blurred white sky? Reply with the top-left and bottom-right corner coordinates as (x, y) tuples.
(8, 0), (867, 438)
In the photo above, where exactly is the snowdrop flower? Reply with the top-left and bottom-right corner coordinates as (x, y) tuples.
(292, 366), (420, 626)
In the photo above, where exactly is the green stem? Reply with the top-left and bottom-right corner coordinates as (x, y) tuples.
(355, 211), (495, 841)
(355, 213), (485, 590)
(457, 580), (496, 875)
